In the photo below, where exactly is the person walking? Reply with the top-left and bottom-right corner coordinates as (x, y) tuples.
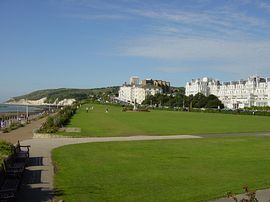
(0, 120), (3, 128)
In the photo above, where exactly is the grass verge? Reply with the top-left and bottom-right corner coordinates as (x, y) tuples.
(53, 136), (270, 201)
(59, 103), (270, 137)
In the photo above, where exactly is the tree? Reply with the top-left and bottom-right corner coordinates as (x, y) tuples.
(192, 93), (207, 108)
(205, 94), (224, 108)
(143, 92), (224, 109)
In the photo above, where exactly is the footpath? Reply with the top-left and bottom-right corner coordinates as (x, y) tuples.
(1, 119), (270, 201)
(0, 117), (46, 144)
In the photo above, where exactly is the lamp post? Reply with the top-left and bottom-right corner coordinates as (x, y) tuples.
(26, 104), (29, 120)
(182, 99), (185, 108)
(133, 99), (137, 111)
(17, 106), (19, 121)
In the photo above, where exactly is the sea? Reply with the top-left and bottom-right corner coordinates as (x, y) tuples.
(0, 104), (45, 113)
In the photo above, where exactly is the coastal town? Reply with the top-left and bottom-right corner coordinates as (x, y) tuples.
(2, 74), (270, 135)
(1, 1), (270, 202)
(118, 75), (270, 109)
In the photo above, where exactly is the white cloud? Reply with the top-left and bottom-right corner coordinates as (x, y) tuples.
(69, 13), (127, 20)
(58, 0), (270, 77)
(122, 36), (270, 76)
(157, 67), (193, 73)
(259, 1), (270, 12)
(129, 7), (270, 39)
(124, 36), (270, 59)
(60, 1), (270, 40)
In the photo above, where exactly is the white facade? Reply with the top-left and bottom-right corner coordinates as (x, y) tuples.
(118, 85), (162, 104)
(186, 76), (270, 109)
(118, 86), (132, 103)
(130, 76), (140, 86)
(118, 77), (163, 104)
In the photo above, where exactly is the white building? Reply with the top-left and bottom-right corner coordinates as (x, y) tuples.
(118, 77), (163, 104)
(186, 76), (270, 109)
(130, 76), (140, 86)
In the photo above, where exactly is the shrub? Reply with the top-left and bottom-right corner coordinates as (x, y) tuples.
(38, 105), (77, 133)
(1, 122), (25, 133)
(0, 141), (13, 163)
(2, 127), (11, 133)
(227, 186), (258, 202)
(9, 123), (20, 130)
(0, 141), (13, 156)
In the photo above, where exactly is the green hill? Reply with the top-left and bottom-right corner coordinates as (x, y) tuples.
(10, 87), (120, 103)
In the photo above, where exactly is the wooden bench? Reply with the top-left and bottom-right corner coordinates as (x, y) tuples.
(3, 156), (25, 178)
(13, 141), (30, 163)
(0, 140), (31, 202)
(0, 166), (20, 202)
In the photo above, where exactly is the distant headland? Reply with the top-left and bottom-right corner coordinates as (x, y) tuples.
(3, 87), (120, 106)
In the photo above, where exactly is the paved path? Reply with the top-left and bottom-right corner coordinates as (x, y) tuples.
(212, 189), (270, 202)
(18, 135), (201, 201)
(1, 120), (270, 201)
(0, 117), (46, 144)
(17, 132), (270, 202)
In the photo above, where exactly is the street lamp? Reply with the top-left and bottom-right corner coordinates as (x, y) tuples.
(17, 106), (19, 120)
(26, 99), (29, 120)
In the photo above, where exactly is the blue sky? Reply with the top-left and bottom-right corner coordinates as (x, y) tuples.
(1, 0), (270, 101)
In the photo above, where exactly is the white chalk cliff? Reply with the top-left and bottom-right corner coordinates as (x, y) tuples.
(6, 97), (75, 106)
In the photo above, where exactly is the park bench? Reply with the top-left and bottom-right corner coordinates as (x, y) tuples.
(13, 141), (30, 162)
(0, 141), (31, 202)
(3, 156), (25, 178)
(4, 141), (31, 177)
(0, 166), (20, 202)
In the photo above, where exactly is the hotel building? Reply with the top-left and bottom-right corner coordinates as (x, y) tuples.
(118, 77), (170, 104)
(185, 76), (270, 109)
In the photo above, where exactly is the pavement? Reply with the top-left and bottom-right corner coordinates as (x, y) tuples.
(212, 189), (270, 202)
(1, 119), (270, 202)
(0, 117), (46, 144)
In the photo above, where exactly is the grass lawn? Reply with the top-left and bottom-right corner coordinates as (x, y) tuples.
(60, 103), (270, 137)
(0, 141), (13, 163)
(53, 137), (270, 202)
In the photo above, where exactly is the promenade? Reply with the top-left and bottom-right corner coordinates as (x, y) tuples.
(0, 117), (46, 144)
